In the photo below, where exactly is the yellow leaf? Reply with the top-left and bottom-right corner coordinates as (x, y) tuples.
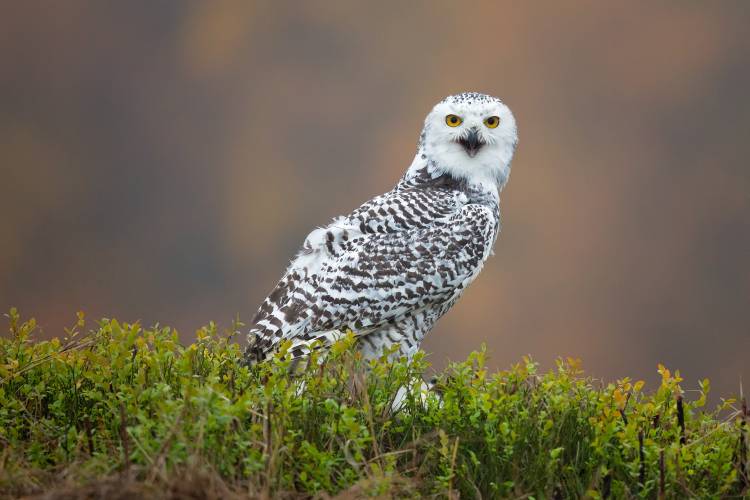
(613, 388), (627, 410)
(566, 357), (582, 373)
(657, 363), (671, 382)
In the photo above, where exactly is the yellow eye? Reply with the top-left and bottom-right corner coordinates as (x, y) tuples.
(484, 116), (500, 128)
(445, 114), (462, 127)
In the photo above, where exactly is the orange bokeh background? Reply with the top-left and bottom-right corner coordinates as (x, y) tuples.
(2, 2), (748, 398)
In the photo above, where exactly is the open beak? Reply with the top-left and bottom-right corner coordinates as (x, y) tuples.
(458, 128), (484, 158)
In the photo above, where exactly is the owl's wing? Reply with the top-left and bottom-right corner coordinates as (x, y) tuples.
(311, 203), (496, 333)
(246, 188), (494, 363)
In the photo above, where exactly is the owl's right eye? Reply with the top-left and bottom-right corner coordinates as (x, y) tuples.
(445, 114), (462, 127)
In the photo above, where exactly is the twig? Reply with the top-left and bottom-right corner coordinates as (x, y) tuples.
(618, 409), (628, 426)
(119, 402), (130, 473)
(676, 395), (686, 445)
(448, 436), (459, 499)
(740, 397), (748, 491)
(147, 409), (185, 482)
(659, 449), (666, 499)
(263, 400), (274, 499)
(365, 448), (414, 464)
(638, 430), (645, 487)
(83, 418), (94, 456)
(619, 392), (632, 425)
(601, 470), (612, 499)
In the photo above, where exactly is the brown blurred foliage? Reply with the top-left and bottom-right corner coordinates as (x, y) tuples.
(1, 2), (748, 397)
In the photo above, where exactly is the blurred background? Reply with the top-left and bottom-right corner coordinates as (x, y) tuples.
(2, 2), (748, 398)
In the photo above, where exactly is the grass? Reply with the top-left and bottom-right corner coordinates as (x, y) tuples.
(0, 308), (748, 499)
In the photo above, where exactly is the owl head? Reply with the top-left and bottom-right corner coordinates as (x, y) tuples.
(420, 92), (518, 191)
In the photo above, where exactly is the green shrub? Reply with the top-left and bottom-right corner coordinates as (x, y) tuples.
(0, 308), (747, 498)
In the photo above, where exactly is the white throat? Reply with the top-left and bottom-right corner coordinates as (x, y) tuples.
(406, 92), (518, 193)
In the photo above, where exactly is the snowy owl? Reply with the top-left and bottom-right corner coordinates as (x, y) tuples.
(245, 92), (518, 366)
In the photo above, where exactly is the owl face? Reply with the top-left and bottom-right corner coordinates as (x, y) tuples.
(422, 93), (517, 190)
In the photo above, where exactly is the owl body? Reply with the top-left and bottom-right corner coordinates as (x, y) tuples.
(245, 93), (517, 364)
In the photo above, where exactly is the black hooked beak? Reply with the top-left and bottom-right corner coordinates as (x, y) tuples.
(458, 127), (484, 158)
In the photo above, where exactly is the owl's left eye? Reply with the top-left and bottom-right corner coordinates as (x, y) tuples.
(484, 116), (500, 128)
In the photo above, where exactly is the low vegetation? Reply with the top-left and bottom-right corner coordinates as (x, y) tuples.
(0, 308), (747, 498)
